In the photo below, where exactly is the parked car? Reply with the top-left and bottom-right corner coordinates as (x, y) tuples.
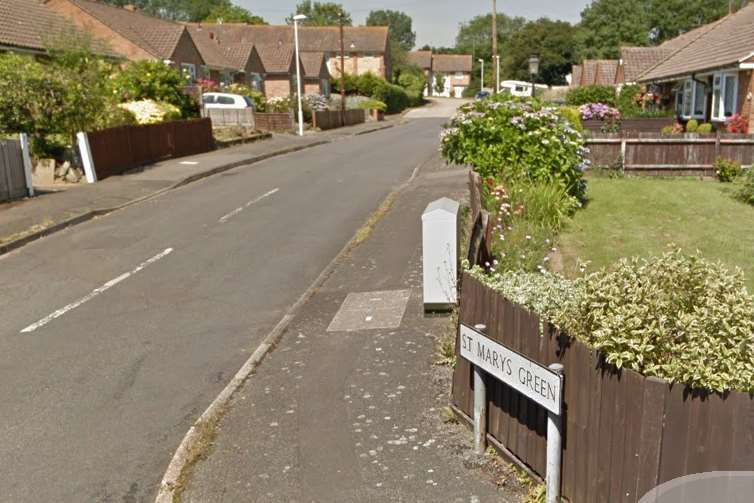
(202, 92), (255, 111)
(475, 90), (491, 100)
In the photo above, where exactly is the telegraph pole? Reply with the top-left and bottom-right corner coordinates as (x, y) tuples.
(339, 12), (346, 126)
(492, 0), (498, 94)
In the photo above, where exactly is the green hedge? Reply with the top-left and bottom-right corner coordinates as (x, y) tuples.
(468, 249), (754, 393)
(334, 72), (416, 114)
(565, 85), (616, 107)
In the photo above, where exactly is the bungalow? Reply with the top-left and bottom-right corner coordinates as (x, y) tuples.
(637, 3), (754, 131)
(45, 0), (205, 79)
(186, 24), (263, 90)
(407, 50), (433, 96)
(183, 24), (391, 81)
(0, 0), (115, 57)
(431, 54), (472, 98)
(299, 52), (331, 96)
(255, 44), (299, 99)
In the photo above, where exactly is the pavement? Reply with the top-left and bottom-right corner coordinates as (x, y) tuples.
(0, 99), (473, 502)
(179, 147), (525, 501)
(0, 117), (398, 255)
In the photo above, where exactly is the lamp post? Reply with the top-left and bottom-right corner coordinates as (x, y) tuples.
(528, 55), (540, 99)
(478, 58), (484, 92)
(339, 12), (346, 126)
(293, 14), (307, 136)
(494, 55), (500, 94)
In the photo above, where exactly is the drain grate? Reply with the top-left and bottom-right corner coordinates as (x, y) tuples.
(327, 290), (411, 332)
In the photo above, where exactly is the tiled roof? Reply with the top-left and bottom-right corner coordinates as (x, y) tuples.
(619, 46), (673, 83)
(639, 6), (748, 81)
(186, 24), (231, 69)
(299, 51), (326, 78)
(0, 0), (113, 55)
(186, 24), (389, 54)
(67, 0), (185, 59)
(580, 59), (619, 86)
(256, 44), (294, 74)
(407, 50), (432, 69)
(223, 43), (255, 70)
(570, 65), (582, 87)
(432, 54), (472, 73)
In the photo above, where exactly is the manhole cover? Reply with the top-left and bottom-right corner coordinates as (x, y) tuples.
(327, 290), (411, 332)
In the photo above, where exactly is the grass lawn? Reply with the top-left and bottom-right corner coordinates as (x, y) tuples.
(557, 176), (754, 290)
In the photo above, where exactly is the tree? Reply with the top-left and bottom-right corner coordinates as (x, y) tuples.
(286, 1), (351, 26)
(366, 10), (415, 51)
(503, 18), (581, 86)
(202, 3), (266, 24)
(578, 0), (650, 59)
(647, 0), (730, 43)
(455, 13), (526, 62)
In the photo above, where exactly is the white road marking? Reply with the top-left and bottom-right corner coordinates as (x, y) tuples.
(179, 161), (199, 165)
(218, 188), (279, 223)
(20, 248), (174, 334)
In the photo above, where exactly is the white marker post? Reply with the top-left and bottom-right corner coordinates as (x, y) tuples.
(473, 323), (487, 454)
(459, 324), (564, 501)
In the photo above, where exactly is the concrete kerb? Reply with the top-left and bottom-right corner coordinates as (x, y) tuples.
(153, 143), (426, 503)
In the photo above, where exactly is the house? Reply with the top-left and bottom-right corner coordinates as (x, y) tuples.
(407, 50), (433, 96)
(255, 44), (298, 99)
(186, 24), (264, 90)
(637, 3), (754, 130)
(0, 0), (115, 57)
(431, 54), (472, 98)
(45, 0), (204, 79)
(184, 24), (391, 81)
(299, 52), (331, 96)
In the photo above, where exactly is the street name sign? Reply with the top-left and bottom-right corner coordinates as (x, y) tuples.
(459, 323), (562, 415)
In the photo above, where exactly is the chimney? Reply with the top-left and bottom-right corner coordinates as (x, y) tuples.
(123, 4), (137, 11)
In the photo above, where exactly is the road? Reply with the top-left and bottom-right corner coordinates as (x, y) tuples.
(0, 101), (458, 502)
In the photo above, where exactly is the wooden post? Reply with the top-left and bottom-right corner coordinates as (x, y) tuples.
(491, 0), (498, 94)
(339, 13), (346, 128)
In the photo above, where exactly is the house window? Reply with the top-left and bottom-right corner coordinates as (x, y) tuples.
(712, 72), (738, 121)
(181, 63), (196, 82)
(676, 79), (706, 120)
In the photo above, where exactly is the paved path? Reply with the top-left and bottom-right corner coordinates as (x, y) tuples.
(181, 158), (524, 502)
(0, 116), (448, 502)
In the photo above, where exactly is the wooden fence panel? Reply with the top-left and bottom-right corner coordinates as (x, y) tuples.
(88, 119), (213, 180)
(452, 274), (754, 503)
(0, 140), (27, 202)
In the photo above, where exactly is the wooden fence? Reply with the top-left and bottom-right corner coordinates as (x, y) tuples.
(86, 119), (214, 180)
(452, 274), (754, 503)
(254, 112), (294, 132)
(0, 139), (29, 203)
(312, 109), (366, 130)
(585, 132), (754, 175)
(201, 108), (255, 128)
(583, 117), (674, 134)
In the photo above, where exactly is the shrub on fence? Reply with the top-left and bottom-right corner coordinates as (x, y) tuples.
(685, 119), (699, 133)
(715, 158), (742, 182)
(736, 169), (754, 206)
(225, 83), (265, 112)
(440, 96), (588, 201)
(468, 248), (754, 393)
(112, 60), (198, 118)
(119, 100), (181, 125)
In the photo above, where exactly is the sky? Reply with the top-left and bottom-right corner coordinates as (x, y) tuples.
(237, 0), (593, 48)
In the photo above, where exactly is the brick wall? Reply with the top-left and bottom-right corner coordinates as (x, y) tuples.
(327, 54), (387, 79)
(304, 81), (322, 95)
(737, 70), (754, 132)
(264, 76), (292, 99)
(255, 113), (294, 131)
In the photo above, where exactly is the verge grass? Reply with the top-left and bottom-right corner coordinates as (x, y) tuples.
(558, 176), (754, 290)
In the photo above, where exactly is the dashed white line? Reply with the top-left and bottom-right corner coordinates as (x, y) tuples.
(218, 188), (280, 223)
(20, 248), (174, 334)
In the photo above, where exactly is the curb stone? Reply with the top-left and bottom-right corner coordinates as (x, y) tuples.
(154, 141), (425, 503)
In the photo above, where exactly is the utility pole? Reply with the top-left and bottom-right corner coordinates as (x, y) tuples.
(339, 12), (346, 126)
(492, 0), (498, 94)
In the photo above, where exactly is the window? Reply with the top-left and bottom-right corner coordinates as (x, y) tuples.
(180, 63), (196, 82)
(676, 78), (706, 119)
(202, 95), (216, 104)
(711, 72), (738, 121)
(456, 72), (464, 78)
(217, 96), (235, 105)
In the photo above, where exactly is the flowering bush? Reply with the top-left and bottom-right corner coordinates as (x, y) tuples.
(441, 97), (588, 201)
(715, 158), (742, 182)
(196, 78), (219, 92)
(725, 113), (749, 134)
(469, 249), (754, 393)
(225, 83), (265, 111)
(266, 96), (293, 113)
(303, 93), (329, 112)
(578, 103), (620, 121)
(119, 100), (181, 125)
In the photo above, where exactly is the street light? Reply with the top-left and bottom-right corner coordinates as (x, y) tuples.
(293, 14), (307, 136)
(494, 55), (500, 94)
(478, 58), (484, 92)
(528, 55), (540, 98)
